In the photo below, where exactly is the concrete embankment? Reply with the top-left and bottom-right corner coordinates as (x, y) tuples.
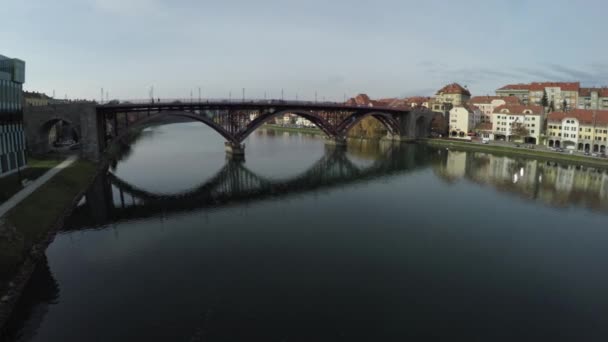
(423, 139), (608, 168)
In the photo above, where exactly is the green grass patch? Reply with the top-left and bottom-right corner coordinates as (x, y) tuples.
(424, 139), (608, 168)
(0, 160), (96, 288)
(0, 156), (65, 204)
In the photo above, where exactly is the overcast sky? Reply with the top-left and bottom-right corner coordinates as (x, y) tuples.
(2, 0), (608, 101)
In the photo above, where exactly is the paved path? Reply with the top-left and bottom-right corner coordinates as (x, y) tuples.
(0, 155), (78, 218)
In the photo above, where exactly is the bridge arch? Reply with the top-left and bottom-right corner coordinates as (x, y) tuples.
(336, 111), (401, 138)
(106, 111), (239, 148)
(38, 117), (80, 151)
(235, 109), (334, 142)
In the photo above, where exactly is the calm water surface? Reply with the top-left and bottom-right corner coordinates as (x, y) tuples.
(4, 122), (608, 341)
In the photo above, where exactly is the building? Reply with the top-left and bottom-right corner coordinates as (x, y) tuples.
(0, 54), (26, 178)
(24, 91), (52, 107)
(469, 96), (521, 123)
(496, 82), (579, 110)
(578, 88), (608, 110)
(546, 109), (608, 153)
(491, 104), (544, 144)
(430, 83), (471, 113)
(495, 84), (530, 104)
(448, 104), (481, 139)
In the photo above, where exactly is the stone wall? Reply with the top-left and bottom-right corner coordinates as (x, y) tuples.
(23, 103), (101, 161)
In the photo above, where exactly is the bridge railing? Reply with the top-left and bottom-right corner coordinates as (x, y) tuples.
(98, 98), (346, 106)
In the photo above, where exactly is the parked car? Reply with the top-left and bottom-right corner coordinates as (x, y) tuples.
(556, 148), (565, 153)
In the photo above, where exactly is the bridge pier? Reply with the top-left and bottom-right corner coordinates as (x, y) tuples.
(225, 141), (245, 159)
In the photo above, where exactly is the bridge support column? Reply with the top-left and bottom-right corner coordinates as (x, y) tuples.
(324, 136), (347, 147)
(225, 141), (245, 159)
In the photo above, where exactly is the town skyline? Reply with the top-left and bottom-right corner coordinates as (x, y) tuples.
(3, 0), (608, 100)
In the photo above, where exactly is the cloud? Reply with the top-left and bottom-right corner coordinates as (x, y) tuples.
(547, 64), (593, 81)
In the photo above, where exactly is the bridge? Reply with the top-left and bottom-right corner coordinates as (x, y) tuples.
(62, 144), (442, 230)
(24, 99), (441, 160)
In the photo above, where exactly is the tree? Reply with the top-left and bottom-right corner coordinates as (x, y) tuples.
(562, 99), (568, 112)
(541, 89), (549, 108)
(511, 121), (529, 139)
(549, 100), (555, 113)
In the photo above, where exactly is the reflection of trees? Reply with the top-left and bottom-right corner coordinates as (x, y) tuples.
(1, 257), (59, 342)
(434, 149), (608, 212)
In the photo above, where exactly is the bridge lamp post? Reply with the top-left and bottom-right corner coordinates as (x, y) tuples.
(242, 88), (245, 102)
(315, 91), (318, 103)
(281, 89), (284, 101)
(198, 87), (201, 102)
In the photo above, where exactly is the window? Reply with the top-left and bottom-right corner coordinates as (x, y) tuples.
(572, 134), (576, 138)
(531, 130), (535, 134)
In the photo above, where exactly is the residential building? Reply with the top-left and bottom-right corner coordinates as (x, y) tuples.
(496, 82), (579, 110)
(495, 84), (530, 104)
(448, 105), (481, 139)
(492, 104), (544, 144)
(430, 83), (471, 113)
(546, 109), (608, 153)
(469, 96), (521, 123)
(578, 88), (608, 110)
(0, 54), (26, 178)
(24, 91), (52, 106)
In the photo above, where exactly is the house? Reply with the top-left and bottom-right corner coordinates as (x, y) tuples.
(546, 109), (608, 153)
(492, 104), (545, 144)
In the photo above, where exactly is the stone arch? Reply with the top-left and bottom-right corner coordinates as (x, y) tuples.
(578, 143), (584, 151)
(38, 117), (80, 151)
(585, 143), (591, 151)
(336, 111), (400, 138)
(236, 109), (335, 142)
(593, 144), (600, 153)
(549, 140), (554, 147)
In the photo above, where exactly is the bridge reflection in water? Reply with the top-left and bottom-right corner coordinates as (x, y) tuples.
(64, 143), (440, 231)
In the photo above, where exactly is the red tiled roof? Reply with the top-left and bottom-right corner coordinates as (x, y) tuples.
(493, 104), (544, 115)
(528, 82), (579, 92)
(469, 96), (521, 105)
(498, 82), (580, 92)
(579, 87), (608, 97)
(436, 83), (471, 96)
(547, 109), (608, 125)
(497, 84), (530, 91)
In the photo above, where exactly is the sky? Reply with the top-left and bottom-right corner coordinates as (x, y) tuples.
(2, 0), (608, 101)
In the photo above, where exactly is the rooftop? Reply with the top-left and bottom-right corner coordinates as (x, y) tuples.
(493, 104), (544, 115)
(437, 83), (471, 96)
(548, 109), (608, 125)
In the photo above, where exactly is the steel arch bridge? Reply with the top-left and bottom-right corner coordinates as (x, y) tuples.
(96, 100), (439, 158)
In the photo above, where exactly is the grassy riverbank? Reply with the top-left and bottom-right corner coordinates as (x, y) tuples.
(0, 160), (97, 300)
(424, 139), (608, 168)
(0, 156), (65, 204)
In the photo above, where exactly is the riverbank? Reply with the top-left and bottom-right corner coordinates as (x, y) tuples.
(262, 124), (324, 136)
(0, 156), (65, 204)
(0, 159), (99, 333)
(424, 139), (608, 168)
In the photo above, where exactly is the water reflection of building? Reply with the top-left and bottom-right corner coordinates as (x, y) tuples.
(435, 149), (608, 211)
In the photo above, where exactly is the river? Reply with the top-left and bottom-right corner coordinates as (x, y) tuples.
(4, 122), (608, 341)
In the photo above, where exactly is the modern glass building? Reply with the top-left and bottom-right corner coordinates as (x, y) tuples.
(0, 54), (26, 177)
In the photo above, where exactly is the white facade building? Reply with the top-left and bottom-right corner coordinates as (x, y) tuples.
(449, 105), (481, 139)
